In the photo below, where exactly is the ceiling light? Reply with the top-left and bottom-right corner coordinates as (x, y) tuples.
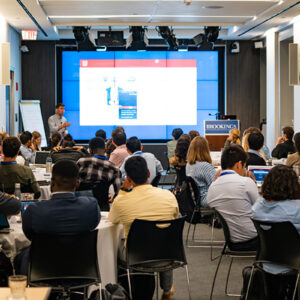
(156, 26), (178, 50)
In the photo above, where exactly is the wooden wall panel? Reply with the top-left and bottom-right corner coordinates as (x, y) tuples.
(226, 41), (261, 134)
(21, 41), (56, 137)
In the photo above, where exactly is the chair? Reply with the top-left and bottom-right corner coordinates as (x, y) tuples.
(77, 180), (110, 211)
(28, 230), (101, 300)
(120, 217), (191, 300)
(245, 221), (300, 300)
(175, 176), (221, 258)
(210, 210), (256, 300)
(151, 173), (162, 187)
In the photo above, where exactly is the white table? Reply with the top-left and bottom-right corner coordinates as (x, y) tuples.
(0, 214), (123, 286)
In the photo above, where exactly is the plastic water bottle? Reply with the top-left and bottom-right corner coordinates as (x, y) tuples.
(14, 183), (21, 200)
(46, 156), (52, 173)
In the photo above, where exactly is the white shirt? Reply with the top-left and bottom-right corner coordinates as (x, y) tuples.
(206, 170), (259, 243)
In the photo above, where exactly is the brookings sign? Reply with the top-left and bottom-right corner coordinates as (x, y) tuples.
(204, 120), (240, 135)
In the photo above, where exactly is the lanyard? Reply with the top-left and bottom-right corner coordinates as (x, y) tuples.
(219, 171), (235, 177)
(133, 151), (143, 155)
(94, 155), (108, 160)
(1, 161), (17, 165)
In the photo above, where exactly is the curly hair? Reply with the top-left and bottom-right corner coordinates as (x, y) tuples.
(262, 165), (300, 201)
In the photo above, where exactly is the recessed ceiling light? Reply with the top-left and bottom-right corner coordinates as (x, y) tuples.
(202, 6), (224, 9)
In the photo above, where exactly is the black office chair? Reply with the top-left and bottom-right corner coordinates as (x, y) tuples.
(175, 176), (221, 258)
(151, 174), (162, 187)
(245, 220), (300, 300)
(77, 180), (110, 211)
(119, 217), (191, 300)
(163, 152), (171, 173)
(174, 165), (186, 189)
(210, 210), (256, 300)
(28, 230), (101, 300)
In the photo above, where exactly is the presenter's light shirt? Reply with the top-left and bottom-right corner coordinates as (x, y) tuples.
(252, 198), (300, 274)
(48, 114), (68, 137)
(206, 170), (259, 243)
(109, 184), (179, 242)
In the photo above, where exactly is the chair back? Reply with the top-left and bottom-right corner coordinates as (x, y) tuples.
(151, 174), (161, 187)
(163, 152), (170, 173)
(174, 176), (202, 224)
(253, 220), (300, 270)
(174, 165), (186, 188)
(29, 230), (100, 283)
(77, 180), (110, 211)
(126, 217), (187, 267)
(215, 210), (232, 245)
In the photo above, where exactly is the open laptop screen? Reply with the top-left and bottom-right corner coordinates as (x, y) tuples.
(248, 166), (273, 184)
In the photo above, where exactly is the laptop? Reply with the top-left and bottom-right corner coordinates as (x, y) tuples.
(35, 151), (50, 164)
(0, 214), (10, 233)
(248, 165), (273, 187)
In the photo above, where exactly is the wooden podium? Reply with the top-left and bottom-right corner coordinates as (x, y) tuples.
(204, 120), (240, 151)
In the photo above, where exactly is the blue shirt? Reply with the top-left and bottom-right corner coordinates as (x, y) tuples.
(20, 145), (35, 163)
(252, 198), (300, 274)
(186, 161), (216, 207)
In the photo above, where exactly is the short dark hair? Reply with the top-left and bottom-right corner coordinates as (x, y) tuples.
(62, 140), (75, 148)
(2, 137), (21, 157)
(126, 136), (141, 154)
(89, 137), (105, 151)
(52, 160), (79, 189)
(172, 128), (183, 140)
(112, 131), (126, 146)
(51, 133), (62, 147)
(248, 132), (264, 151)
(283, 126), (294, 140)
(294, 132), (300, 154)
(262, 165), (300, 201)
(125, 156), (148, 185)
(20, 131), (32, 145)
(221, 145), (248, 169)
(64, 134), (73, 142)
(95, 129), (106, 140)
(56, 103), (65, 109)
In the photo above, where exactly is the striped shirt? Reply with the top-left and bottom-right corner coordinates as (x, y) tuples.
(186, 161), (216, 207)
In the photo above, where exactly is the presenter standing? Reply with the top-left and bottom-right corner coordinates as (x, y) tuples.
(48, 103), (71, 137)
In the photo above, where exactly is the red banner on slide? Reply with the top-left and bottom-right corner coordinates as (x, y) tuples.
(80, 59), (196, 68)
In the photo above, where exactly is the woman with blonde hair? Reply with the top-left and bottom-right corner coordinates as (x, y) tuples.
(224, 128), (241, 147)
(32, 131), (42, 151)
(186, 136), (216, 207)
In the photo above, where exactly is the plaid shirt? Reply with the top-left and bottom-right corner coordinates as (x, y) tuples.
(77, 156), (122, 194)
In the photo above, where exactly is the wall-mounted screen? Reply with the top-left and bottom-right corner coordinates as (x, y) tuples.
(62, 51), (220, 140)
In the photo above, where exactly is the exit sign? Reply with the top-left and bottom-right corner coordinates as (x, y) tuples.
(22, 30), (37, 40)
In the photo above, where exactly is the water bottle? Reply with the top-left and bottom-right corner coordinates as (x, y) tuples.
(46, 156), (52, 173)
(14, 183), (21, 200)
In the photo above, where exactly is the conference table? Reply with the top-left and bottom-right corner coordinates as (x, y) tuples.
(0, 213), (123, 286)
(0, 287), (51, 300)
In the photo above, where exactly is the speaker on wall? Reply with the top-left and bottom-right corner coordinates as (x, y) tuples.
(0, 42), (10, 85)
(289, 43), (300, 86)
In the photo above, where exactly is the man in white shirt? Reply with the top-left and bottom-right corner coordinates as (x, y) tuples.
(48, 104), (71, 138)
(207, 145), (259, 251)
(120, 136), (163, 184)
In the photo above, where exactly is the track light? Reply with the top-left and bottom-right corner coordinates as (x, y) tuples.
(126, 26), (148, 50)
(73, 26), (96, 51)
(156, 26), (178, 50)
(193, 26), (220, 50)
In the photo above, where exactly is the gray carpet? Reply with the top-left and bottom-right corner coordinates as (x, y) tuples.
(161, 223), (255, 300)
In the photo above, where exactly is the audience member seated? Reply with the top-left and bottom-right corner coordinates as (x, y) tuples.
(95, 129), (107, 141)
(224, 128), (241, 148)
(0, 137), (40, 198)
(49, 132), (62, 151)
(51, 139), (86, 163)
(15, 160), (100, 275)
(167, 128), (183, 159)
(120, 136), (163, 184)
(272, 126), (295, 159)
(105, 127), (124, 159)
(252, 165), (300, 299)
(243, 127), (271, 160)
(77, 137), (121, 196)
(32, 131), (42, 152)
(0, 191), (21, 215)
(188, 130), (199, 142)
(286, 132), (300, 167)
(109, 156), (178, 300)
(186, 136), (216, 207)
(19, 131), (35, 164)
(109, 130), (129, 168)
(246, 132), (266, 166)
(207, 145), (259, 251)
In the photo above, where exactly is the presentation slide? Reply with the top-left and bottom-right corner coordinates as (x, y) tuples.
(62, 51), (219, 140)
